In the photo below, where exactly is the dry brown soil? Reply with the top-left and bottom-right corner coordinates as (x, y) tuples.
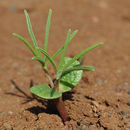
(0, 0), (130, 129)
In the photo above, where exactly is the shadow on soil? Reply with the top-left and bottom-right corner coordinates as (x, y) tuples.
(5, 80), (74, 120)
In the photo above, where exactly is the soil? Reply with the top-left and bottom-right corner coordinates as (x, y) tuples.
(0, 0), (130, 129)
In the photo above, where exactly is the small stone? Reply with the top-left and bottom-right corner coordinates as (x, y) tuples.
(92, 106), (97, 113)
(8, 111), (13, 116)
(77, 120), (82, 126)
(123, 114), (128, 119)
(93, 113), (98, 117)
(91, 101), (99, 108)
(116, 88), (125, 92)
(0, 112), (5, 115)
(118, 110), (125, 115)
(108, 111), (112, 114)
(89, 125), (97, 129)
(96, 78), (104, 83)
(17, 68), (24, 72)
(3, 122), (13, 130)
(127, 101), (130, 106)
(124, 82), (128, 86)
(37, 128), (41, 130)
(9, 6), (17, 12)
(77, 126), (82, 129)
(82, 125), (87, 130)
(128, 90), (130, 95)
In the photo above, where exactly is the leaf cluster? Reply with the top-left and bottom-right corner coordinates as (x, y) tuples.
(13, 9), (103, 99)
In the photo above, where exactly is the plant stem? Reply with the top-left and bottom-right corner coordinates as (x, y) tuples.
(53, 79), (60, 91)
(43, 67), (54, 88)
(55, 96), (70, 122)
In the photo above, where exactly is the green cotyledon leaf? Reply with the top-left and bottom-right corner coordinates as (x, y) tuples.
(30, 84), (62, 99)
(59, 57), (83, 93)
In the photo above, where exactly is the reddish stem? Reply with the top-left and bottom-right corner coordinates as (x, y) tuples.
(55, 97), (70, 122)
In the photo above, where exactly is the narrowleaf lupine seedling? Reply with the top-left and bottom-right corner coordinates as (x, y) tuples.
(13, 9), (103, 122)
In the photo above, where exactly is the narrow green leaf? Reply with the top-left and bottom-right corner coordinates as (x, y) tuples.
(46, 46), (63, 66)
(78, 55), (84, 65)
(58, 29), (71, 71)
(45, 30), (78, 67)
(24, 10), (41, 57)
(69, 30), (78, 41)
(62, 43), (103, 71)
(53, 30), (78, 58)
(62, 65), (95, 76)
(38, 48), (57, 72)
(13, 33), (37, 56)
(32, 56), (45, 66)
(44, 9), (52, 62)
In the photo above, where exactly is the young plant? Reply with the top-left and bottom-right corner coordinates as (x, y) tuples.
(13, 9), (103, 122)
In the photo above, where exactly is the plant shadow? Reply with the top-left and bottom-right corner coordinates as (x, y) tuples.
(26, 105), (59, 120)
(62, 91), (74, 101)
(6, 80), (72, 118)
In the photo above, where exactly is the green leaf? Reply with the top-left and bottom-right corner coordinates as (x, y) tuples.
(59, 57), (83, 93)
(30, 84), (62, 99)
(45, 43), (64, 67)
(62, 43), (103, 71)
(58, 29), (71, 71)
(62, 65), (95, 75)
(13, 33), (37, 56)
(78, 55), (84, 65)
(69, 30), (78, 41)
(32, 56), (45, 66)
(44, 9), (52, 62)
(45, 30), (78, 67)
(38, 48), (57, 72)
(24, 10), (41, 57)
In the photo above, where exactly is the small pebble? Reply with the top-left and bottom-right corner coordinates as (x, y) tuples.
(124, 82), (128, 86)
(3, 122), (13, 130)
(91, 101), (99, 108)
(118, 111), (125, 115)
(9, 6), (17, 12)
(127, 101), (130, 106)
(0, 112), (5, 115)
(123, 114), (128, 119)
(96, 78), (104, 82)
(77, 126), (82, 129)
(116, 88), (125, 92)
(108, 111), (112, 114)
(82, 125), (87, 130)
(17, 68), (24, 72)
(89, 125), (97, 129)
(92, 106), (97, 113)
(77, 120), (82, 126)
(37, 128), (41, 130)
(8, 111), (13, 116)
(128, 90), (130, 95)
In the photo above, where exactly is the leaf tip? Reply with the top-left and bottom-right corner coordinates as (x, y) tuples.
(98, 42), (104, 45)
(49, 8), (52, 13)
(32, 57), (35, 60)
(12, 33), (16, 36)
(68, 29), (71, 32)
(92, 68), (95, 72)
(24, 9), (27, 14)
